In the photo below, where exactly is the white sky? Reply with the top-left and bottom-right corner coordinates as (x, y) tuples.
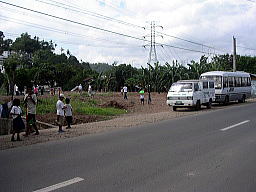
(1, 0), (256, 67)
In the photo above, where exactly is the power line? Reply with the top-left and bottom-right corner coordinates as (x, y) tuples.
(4, 0), (224, 53)
(157, 31), (214, 49)
(0, 1), (147, 42)
(0, 16), (141, 48)
(4, 31), (141, 50)
(157, 31), (227, 54)
(35, 0), (145, 29)
(237, 45), (256, 51)
(162, 46), (183, 63)
(0, 0), (219, 55)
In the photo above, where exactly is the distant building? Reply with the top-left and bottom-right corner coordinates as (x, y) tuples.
(0, 51), (10, 73)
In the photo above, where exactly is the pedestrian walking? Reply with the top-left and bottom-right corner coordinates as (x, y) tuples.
(64, 98), (73, 129)
(56, 94), (66, 133)
(50, 88), (54, 96)
(57, 87), (62, 97)
(34, 86), (39, 96)
(14, 84), (19, 96)
(40, 86), (44, 95)
(24, 86), (39, 136)
(0, 98), (12, 118)
(10, 98), (25, 141)
(123, 85), (128, 100)
(88, 84), (92, 97)
(78, 84), (83, 94)
(139, 89), (145, 105)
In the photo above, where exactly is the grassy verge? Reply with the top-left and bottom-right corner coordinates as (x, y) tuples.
(36, 95), (126, 116)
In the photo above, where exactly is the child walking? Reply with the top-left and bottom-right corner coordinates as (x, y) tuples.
(64, 98), (73, 129)
(139, 89), (145, 105)
(10, 99), (25, 141)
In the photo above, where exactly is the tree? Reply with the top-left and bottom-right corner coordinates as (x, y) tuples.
(0, 31), (13, 55)
(3, 54), (21, 97)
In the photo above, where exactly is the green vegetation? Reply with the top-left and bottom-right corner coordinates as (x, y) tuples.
(35, 96), (126, 116)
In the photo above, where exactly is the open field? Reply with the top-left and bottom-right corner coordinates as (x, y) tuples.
(0, 91), (171, 125)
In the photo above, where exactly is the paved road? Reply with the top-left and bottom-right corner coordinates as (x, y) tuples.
(1, 102), (256, 192)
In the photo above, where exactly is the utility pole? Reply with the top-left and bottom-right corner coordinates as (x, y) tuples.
(233, 36), (236, 72)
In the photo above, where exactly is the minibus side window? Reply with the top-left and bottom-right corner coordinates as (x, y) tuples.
(228, 77), (234, 87)
(247, 77), (251, 86)
(242, 77), (247, 87)
(223, 77), (228, 88)
(235, 77), (241, 87)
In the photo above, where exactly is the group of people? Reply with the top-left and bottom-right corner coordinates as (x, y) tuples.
(1, 85), (73, 142)
(56, 94), (73, 133)
(10, 86), (39, 141)
(121, 85), (151, 105)
(13, 85), (44, 96)
(72, 83), (93, 97)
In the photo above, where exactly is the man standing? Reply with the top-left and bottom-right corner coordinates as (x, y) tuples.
(78, 84), (83, 94)
(56, 94), (66, 133)
(24, 86), (39, 136)
(123, 85), (128, 100)
(148, 84), (152, 104)
(88, 84), (92, 97)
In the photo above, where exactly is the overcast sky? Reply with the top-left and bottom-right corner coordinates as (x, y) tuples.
(1, 0), (256, 67)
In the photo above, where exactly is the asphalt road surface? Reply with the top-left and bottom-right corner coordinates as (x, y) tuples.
(1, 102), (256, 192)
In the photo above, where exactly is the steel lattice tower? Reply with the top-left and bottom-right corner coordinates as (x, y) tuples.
(147, 21), (158, 65)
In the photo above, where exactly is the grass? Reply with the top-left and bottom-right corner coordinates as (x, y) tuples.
(36, 95), (126, 116)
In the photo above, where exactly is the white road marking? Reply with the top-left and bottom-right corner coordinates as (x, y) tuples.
(33, 177), (84, 192)
(220, 120), (250, 131)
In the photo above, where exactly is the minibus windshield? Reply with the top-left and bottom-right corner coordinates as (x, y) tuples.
(169, 83), (193, 92)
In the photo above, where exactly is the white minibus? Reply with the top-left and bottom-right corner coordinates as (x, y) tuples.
(166, 80), (215, 111)
(200, 71), (251, 104)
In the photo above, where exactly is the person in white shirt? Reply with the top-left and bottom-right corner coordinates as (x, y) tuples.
(78, 84), (83, 94)
(24, 86), (39, 136)
(64, 98), (73, 129)
(140, 93), (145, 105)
(56, 94), (66, 133)
(88, 84), (92, 97)
(10, 99), (24, 141)
(123, 85), (128, 99)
